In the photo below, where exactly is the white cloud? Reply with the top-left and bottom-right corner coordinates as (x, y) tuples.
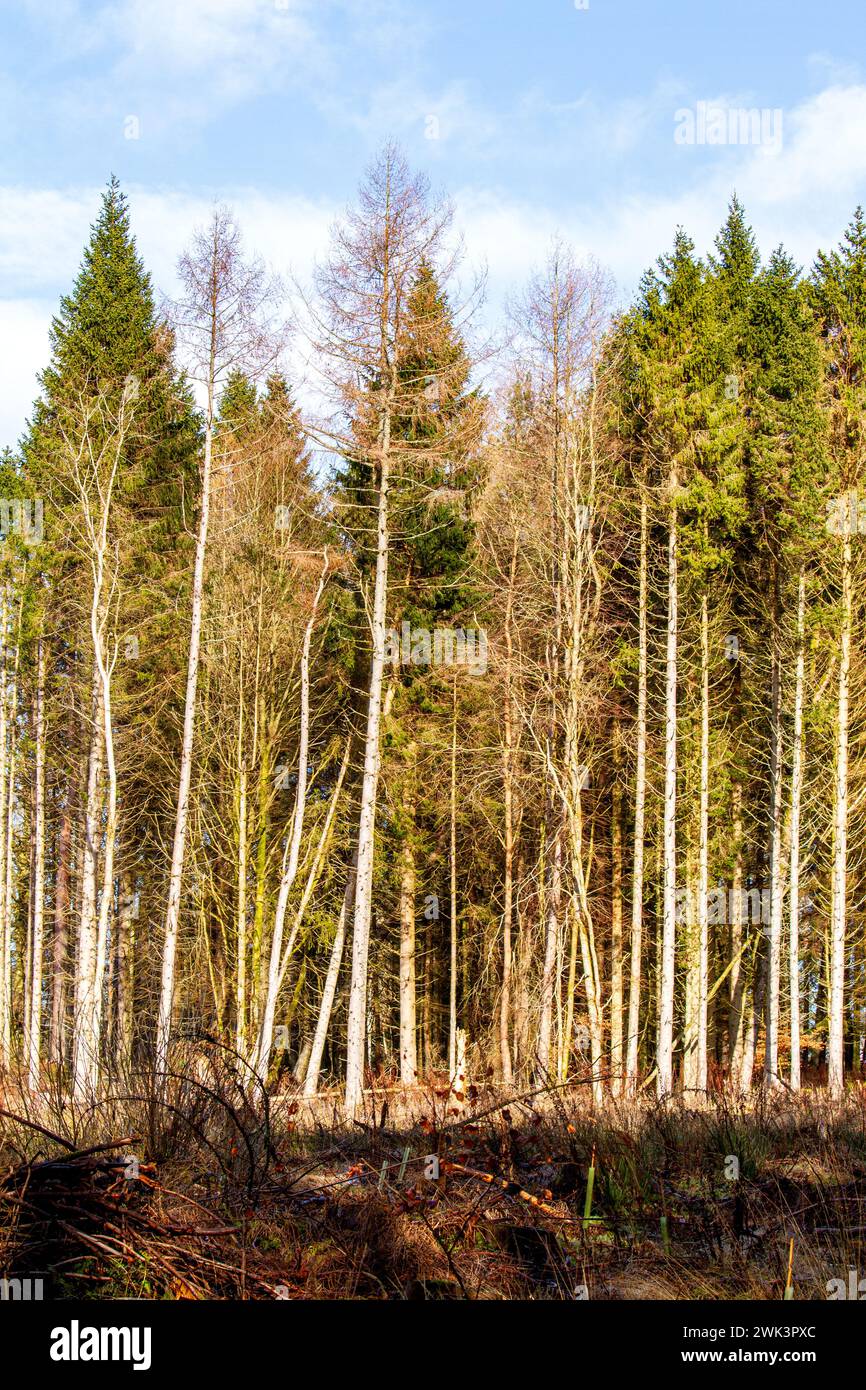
(2, 80), (865, 444)
(0, 300), (52, 450)
(0, 183), (338, 444)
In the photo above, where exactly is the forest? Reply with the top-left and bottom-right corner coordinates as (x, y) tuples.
(1, 142), (866, 1305)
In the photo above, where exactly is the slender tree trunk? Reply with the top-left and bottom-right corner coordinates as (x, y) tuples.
(72, 669), (104, 1098)
(696, 592), (710, 1094)
(50, 802), (72, 1073)
(304, 856), (357, 1098)
(399, 744), (417, 1086)
(236, 738), (248, 1058)
(252, 554), (329, 1081)
(0, 586), (8, 1068)
(610, 727), (624, 1094)
(448, 677), (459, 1082)
(658, 469), (678, 1098)
(116, 869), (135, 1072)
(1, 629), (19, 1070)
(788, 569), (806, 1090)
(828, 535), (851, 1097)
(537, 817), (560, 1080)
(626, 498), (648, 1093)
(89, 609), (120, 1091)
(343, 369), (393, 1118)
(27, 637), (46, 1090)
(765, 572), (784, 1088)
(500, 534), (518, 1087)
(157, 394), (214, 1080)
(729, 782), (746, 1087)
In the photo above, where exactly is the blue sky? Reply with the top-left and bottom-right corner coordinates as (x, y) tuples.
(1, 0), (865, 445)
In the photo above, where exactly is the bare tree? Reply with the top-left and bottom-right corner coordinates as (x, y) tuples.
(305, 143), (455, 1117)
(156, 209), (282, 1081)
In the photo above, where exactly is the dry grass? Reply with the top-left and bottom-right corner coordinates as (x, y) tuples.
(2, 1052), (866, 1300)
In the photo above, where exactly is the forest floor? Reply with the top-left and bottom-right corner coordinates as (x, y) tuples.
(2, 1061), (866, 1300)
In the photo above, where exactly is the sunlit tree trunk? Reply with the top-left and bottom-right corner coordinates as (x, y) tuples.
(499, 534), (517, 1087)
(399, 743), (417, 1086)
(828, 534), (851, 1097)
(27, 636), (46, 1090)
(764, 573), (784, 1089)
(610, 725), (624, 1095)
(626, 499), (648, 1093)
(788, 569), (806, 1091)
(658, 467), (678, 1098)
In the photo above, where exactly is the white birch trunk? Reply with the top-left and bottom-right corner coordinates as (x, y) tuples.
(156, 401), (213, 1081)
(304, 856), (357, 1097)
(72, 671), (104, 1099)
(399, 743), (417, 1086)
(828, 536), (851, 1097)
(0, 586), (9, 1069)
(788, 569), (806, 1091)
(696, 593), (710, 1093)
(657, 472), (678, 1098)
(250, 554), (329, 1082)
(344, 420), (391, 1118)
(764, 593), (784, 1088)
(626, 499), (648, 1093)
(27, 637), (46, 1089)
(448, 678), (459, 1082)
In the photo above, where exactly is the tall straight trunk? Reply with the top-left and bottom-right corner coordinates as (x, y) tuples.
(764, 572), (784, 1088)
(448, 678), (459, 1081)
(235, 735), (248, 1057)
(72, 670), (104, 1098)
(1, 621), (19, 1070)
(0, 586), (8, 1068)
(50, 734), (77, 1073)
(116, 870), (135, 1072)
(563, 474), (603, 1103)
(343, 381), (393, 1118)
(304, 854), (358, 1098)
(399, 743), (417, 1085)
(27, 637), (46, 1089)
(251, 701), (270, 1033)
(562, 892), (579, 1083)
(788, 569), (806, 1091)
(626, 498), (648, 1093)
(696, 592), (710, 1093)
(89, 610), (120, 1091)
(610, 728), (624, 1094)
(500, 534), (518, 1087)
(729, 783), (746, 1086)
(683, 843), (698, 1091)
(24, 785), (33, 1048)
(157, 392), (214, 1080)
(251, 554), (329, 1081)
(49, 831), (71, 1070)
(740, 944), (764, 1095)
(657, 468), (678, 1098)
(536, 816), (560, 1080)
(828, 535), (851, 1097)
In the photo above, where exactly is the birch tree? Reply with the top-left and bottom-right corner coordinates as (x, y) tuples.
(157, 210), (282, 1080)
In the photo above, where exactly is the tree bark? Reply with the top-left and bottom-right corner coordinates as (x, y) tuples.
(828, 535), (851, 1097)
(658, 468), (678, 1098)
(27, 636), (46, 1090)
(626, 498), (648, 1093)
